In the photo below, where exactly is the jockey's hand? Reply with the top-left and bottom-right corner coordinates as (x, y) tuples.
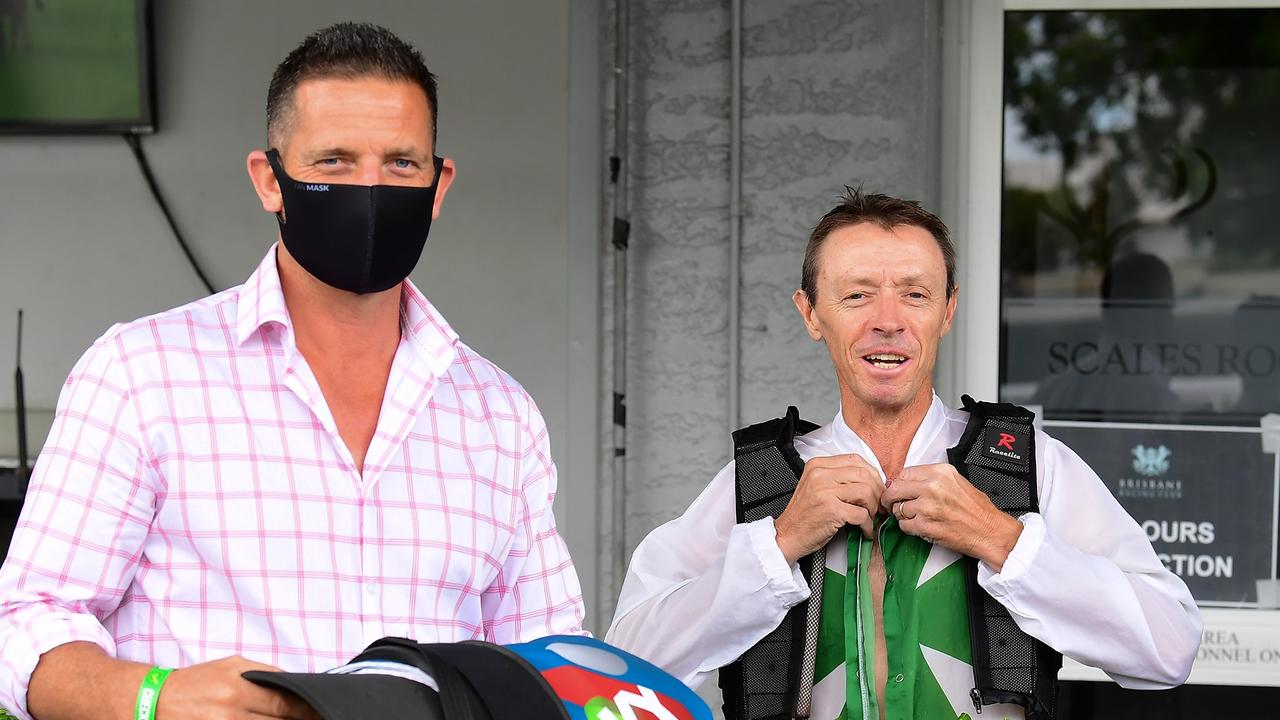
(881, 463), (1023, 570)
(774, 453), (885, 565)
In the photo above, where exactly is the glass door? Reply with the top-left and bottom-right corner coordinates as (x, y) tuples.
(990, 4), (1280, 715)
(1000, 4), (1280, 603)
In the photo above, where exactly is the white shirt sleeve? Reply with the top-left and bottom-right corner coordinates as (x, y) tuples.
(977, 433), (1202, 688)
(605, 460), (811, 688)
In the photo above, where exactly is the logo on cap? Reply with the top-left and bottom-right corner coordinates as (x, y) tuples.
(585, 686), (680, 720)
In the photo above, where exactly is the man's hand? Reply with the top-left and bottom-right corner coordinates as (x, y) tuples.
(159, 656), (321, 720)
(27, 642), (320, 720)
(880, 463), (1023, 570)
(774, 454), (885, 565)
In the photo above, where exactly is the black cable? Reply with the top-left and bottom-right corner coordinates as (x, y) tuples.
(15, 309), (29, 496)
(122, 133), (216, 295)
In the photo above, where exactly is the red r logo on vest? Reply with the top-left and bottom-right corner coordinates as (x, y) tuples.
(981, 427), (1028, 466)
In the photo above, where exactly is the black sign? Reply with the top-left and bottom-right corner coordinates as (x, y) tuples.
(1046, 422), (1278, 605)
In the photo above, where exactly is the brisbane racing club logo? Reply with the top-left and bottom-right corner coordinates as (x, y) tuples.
(1132, 445), (1171, 477)
(1117, 443), (1180, 499)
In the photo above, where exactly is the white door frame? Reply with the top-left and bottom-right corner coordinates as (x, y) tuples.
(937, 0), (1005, 406)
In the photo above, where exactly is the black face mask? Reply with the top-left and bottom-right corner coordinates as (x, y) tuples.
(266, 149), (445, 294)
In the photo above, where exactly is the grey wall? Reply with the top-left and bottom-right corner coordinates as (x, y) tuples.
(597, 0), (941, 706)
(0, 0), (605, 621)
(602, 0), (942, 612)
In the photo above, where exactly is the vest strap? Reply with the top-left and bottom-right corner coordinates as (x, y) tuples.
(721, 407), (822, 720)
(947, 395), (1062, 720)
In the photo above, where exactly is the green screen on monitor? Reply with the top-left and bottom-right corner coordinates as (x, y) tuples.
(0, 0), (153, 133)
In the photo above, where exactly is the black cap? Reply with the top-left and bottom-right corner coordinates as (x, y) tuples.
(246, 670), (445, 720)
(244, 637), (566, 720)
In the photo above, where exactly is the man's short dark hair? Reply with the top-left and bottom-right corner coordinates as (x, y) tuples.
(801, 187), (956, 304)
(266, 22), (439, 148)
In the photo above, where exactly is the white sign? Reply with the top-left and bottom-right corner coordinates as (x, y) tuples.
(1060, 608), (1280, 687)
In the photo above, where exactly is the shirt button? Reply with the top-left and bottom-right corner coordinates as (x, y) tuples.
(887, 573), (894, 584)
(365, 583), (377, 596)
(894, 673), (905, 683)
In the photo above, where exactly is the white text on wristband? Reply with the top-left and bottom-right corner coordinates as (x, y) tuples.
(134, 667), (173, 720)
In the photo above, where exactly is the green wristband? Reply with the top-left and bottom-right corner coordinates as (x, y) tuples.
(134, 667), (173, 720)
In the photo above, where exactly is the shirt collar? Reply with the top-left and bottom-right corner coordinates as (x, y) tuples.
(236, 245), (292, 347)
(235, 244), (459, 377)
(829, 393), (948, 477)
(398, 274), (460, 379)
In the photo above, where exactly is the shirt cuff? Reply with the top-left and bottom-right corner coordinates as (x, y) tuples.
(976, 512), (1045, 606)
(745, 517), (811, 606)
(1, 613), (117, 720)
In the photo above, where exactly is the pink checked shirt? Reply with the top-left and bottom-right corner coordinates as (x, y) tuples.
(0, 246), (584, 718)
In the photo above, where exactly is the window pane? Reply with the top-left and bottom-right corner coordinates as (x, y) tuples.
(1000, 9), (1280, 426)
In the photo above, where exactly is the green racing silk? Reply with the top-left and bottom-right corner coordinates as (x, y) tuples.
(810, 519), (1014, 720)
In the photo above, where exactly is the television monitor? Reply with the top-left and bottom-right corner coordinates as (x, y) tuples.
(0, 0), (154, 134)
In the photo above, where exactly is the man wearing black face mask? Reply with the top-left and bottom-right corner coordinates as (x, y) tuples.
(0, 23), (585, 720)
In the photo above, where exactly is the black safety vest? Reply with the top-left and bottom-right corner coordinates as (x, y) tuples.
(718, 397), (1061, 720)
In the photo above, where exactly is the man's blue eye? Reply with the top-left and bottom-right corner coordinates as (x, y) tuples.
(394, 159), (414, 169)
